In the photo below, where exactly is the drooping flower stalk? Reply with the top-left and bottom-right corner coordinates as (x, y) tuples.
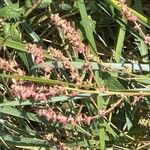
(119, 0), (150, 46)
(50, 14), (87, 53)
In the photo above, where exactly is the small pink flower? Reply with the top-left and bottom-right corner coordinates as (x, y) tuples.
(52, 113), (57, 122)
(144, 34), (150, 45)
(57, 114), (68, 124)
(127, 15), (138, 22)
(70, 91), (78, 96)
(48, 86), (58, 96)
(67, 117), (75, 125)
(11, 82), (64, 101)
(82, 114), (92, 125)
(119, 0), (126, 4)
(121, 4), (128, 15)
(76, 114), (83, 124)
(37, 93), (47, 101)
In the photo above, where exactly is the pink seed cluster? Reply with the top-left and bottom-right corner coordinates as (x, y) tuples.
(36, 107), (92, 125)
(11, 82), (64, 100)
(48, 47), (69, 62)
(26, 43), (44, 64)
(0, 58), (18, 72)
(144, 34), (150, 46)
(26, 43), (52, 73)
(50, 14), (87, 53)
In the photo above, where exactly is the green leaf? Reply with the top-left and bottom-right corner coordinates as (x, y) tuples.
(37, 0), (52, 9)
(0, 3), (24, 19)
(77, 0), (97, 55)
(17, 52), (30, 72)
(0, 94), (92, 106)
(3, 22), (11, 38)
(0, 106), (41, 122)
(0, 134), (49, 146)
(59, 4), (72, 11)
(114, 16), (127, 62)
(0, 73), (73, 86)
(102, 72), (124, 90)
(10, 24), (20, 41)
(125, 102), (133, 130)
(97, 96), (106, 150)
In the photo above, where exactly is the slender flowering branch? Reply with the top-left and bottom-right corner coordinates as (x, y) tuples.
(48, 47), (83, 83)
(119, 0), (150, 46)
(50, 14), (88, 53)
(99, 97), (125, 117)
(120, 1), (138, 22)
(36, 107), (93, 125)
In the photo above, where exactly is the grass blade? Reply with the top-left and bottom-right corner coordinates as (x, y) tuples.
(77, 0), (97, 54)
(114, 16), (127, 62)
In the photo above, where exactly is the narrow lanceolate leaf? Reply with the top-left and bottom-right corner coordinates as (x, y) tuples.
(114, 16), (127, 62)
(77, 0), (97, 55)
(97, 96), (106, 150)
(21, 21), (42, 43)
(0, 37), (26, 52)
(0, 106), (41, 122)
(0, 134), (49, 146)
(0, 94), (92, 106)
(0, 73), (74, 86)
(0, 37), (51, 59)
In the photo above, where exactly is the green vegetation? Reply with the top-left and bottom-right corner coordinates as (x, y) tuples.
(0, 0), (149, 149)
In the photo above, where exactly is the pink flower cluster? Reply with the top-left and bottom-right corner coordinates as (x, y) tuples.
(48, 47), (69, 61)
(26, 43), (44, 64)
(144, 34), (150, 46)
(0, 58), (18, 72)
(11, 82), (64, 100)
(26, 43), (52, 73)
(119, 0), (138, 22)
(56, 142), (69, 150)
(36, 107), (92, 125)
(50, 14), (87, 53)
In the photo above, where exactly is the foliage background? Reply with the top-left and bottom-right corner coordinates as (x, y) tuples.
(0, 0), (149, 149)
